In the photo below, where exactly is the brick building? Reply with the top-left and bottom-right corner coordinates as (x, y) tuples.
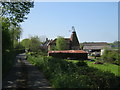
(48, 30), (80, 50)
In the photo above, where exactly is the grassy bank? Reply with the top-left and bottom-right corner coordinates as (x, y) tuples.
(27, 54), (120, 88)
(66, 60), (120, 76)
(87, 61), (120, 76)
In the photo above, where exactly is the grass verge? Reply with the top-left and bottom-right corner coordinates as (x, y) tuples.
(66, 59), (120, 76)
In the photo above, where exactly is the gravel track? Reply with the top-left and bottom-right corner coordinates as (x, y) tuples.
(2, 53), (51, 89)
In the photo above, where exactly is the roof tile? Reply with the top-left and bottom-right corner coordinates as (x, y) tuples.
(48, 50), (87, 53)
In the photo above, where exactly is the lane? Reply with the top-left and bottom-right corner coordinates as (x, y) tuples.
(2, 53), (51, 89)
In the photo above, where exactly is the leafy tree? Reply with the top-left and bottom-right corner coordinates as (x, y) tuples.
(1, 1), (34, 49)
(1, 1), (34, 25)
(101, 49), (120, 65)
(110, 41), (120, 49)
(1, 17), (12, 52)
(29, 36), (41, 52)
(56, 36), (67, 50)
(80, 44), (84, 50)
(1, 16), (22, 50)
(50, 46), (56, 50)
(1, 1), (34, 77)
(10, 24), (22, 48)
(21, 38), (31, 49)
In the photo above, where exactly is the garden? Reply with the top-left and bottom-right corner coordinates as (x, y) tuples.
(26, 51), (120, 88)
(67, 59), (120, 76)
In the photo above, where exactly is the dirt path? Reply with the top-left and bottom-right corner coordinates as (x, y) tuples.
(2, 53), (51, 89)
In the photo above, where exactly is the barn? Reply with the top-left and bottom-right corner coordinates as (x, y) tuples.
(48, 50), (88, 60)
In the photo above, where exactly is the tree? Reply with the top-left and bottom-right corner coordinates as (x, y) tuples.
(1, 1), (34, 76)
(21, 38), (31, 49)
(101, 49), (120, 65)
(1, 1), (34, 50)
(80, 44), (84, 50)
(10, 24), (22, 48)
(29, 36), (41, 52)
(2, 17), (13, 52)
(111, 41), (120, 49)
(1, 1), (34, 49)
(56, 36), (67, 50)
(1, 1), (34, 25)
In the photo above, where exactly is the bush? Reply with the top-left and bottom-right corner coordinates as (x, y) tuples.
(101, 49), (120, 65)
(2, 50), (16, 78)
(90, 70), (120, 88)
(76, 61), (88, 66)
(51, 73), (91, 88)
(27, 54), (120, 88)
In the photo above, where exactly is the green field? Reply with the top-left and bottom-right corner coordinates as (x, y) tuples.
(87, 61), (120, 76)
(66, 60), (120, 76)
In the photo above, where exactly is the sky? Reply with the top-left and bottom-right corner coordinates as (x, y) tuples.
(21, 2), (118, 43)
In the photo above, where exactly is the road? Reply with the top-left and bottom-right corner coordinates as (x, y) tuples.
(2, 53), (51, 89)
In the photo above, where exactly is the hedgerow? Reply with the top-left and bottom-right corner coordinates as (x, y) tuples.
(27, 54), (120, 88)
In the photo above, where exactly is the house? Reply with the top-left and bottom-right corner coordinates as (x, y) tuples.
(82, 42), (111, 56)
(47, 30), (80, 50)
(47, 27), (88, 60)
(39, 38), (51, 51)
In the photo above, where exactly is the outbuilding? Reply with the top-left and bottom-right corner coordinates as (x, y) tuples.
(48, 50), (88, 60)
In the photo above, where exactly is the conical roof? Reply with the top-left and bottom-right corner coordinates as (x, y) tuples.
(70, 31), (79, 46)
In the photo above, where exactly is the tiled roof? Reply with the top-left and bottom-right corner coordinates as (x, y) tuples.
(82, 42), (108, 46)
(48, 50), (87, 53)
(83, 46), (111, 50)
(70, 31), (79, 46)
(48, 31), (80, 48)
(81, 42), (111, 50)
(48, 38), (71, 45)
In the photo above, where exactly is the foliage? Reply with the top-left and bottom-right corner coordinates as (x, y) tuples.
(27, 54), (120, 88)
(1, 1), (34, 25)
(1, 17), (13, 52)
(29, 36), (41, 52)
(80, 44), (84, 50)
(76, 61), (88, 67)
(11, 25), (22, 46)
(110, 41), (120, 49)
(87, 61), (120, 76)
(21, 36), (44, 52)
(21, 38), (31, 49)
(2, 51), (15, 78)
(56, 36), (67, 50)
(2, 1), (34, 50)
(101, 49), (120, 65)
(2, 1), (34, 49)
(50, 45), (56, 50)
(2, 1), (34, 77)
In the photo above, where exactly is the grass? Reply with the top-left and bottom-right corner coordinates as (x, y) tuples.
(87, 61), (120, 76)
(66, 59), (120, 76)
(66, 59), (79, 63)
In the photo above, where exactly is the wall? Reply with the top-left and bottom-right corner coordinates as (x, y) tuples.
(48, 53), (88, 60)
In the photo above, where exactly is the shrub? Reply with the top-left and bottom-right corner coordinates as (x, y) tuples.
(76, 61), (88, 67)
(101, 49), (120, 65)
(2, 51), (16, 78)
(27, 54), (120, 88)
(51, 73), (91, 88)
